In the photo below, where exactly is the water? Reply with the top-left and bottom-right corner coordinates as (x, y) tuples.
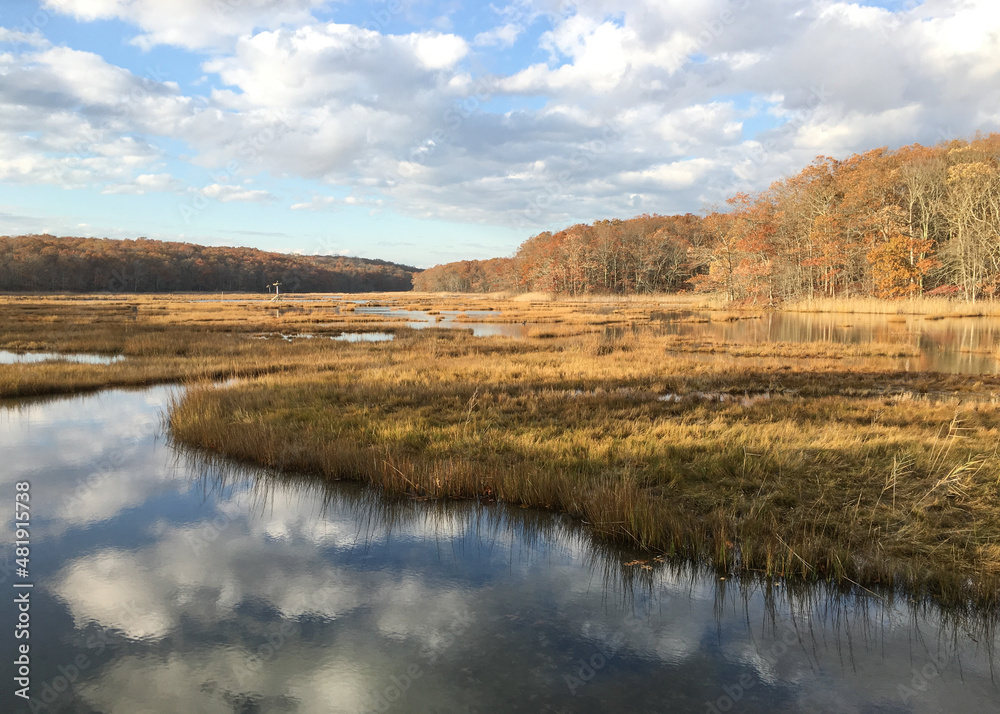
(333, 332), (395, 342)
(647, 311), (1000, 374)
(1, 388), (996, 713)
(253, 332), (396, 342)
(0, 351), (123, 365)
(352, 306), (529, 338)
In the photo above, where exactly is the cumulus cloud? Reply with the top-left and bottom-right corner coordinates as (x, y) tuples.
(3, 1), (1000, 245)
(0, 43), (192, 190)
(42, 0), (331, 50)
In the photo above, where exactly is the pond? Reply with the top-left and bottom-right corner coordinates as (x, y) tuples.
(0, 387), (996, 713)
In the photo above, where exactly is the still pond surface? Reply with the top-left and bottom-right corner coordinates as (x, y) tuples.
(0, 387), (997, 713)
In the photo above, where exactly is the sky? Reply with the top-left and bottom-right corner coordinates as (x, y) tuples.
(0, 0), (998, 268)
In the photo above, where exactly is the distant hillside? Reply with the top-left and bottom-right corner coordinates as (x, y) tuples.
(0, 235), (418, 293)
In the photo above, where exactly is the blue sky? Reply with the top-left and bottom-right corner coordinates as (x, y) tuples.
(0, 0), (998, 267)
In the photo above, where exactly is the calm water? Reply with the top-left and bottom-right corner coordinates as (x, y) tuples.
(333, 332), (395, 343)
(648, 311), (1000, 375)
(2, 387), (996, 713)
(352, 306), (526, 338)
(0, 351), (123, 365)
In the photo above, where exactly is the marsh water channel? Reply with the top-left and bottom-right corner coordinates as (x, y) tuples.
(1, 386), (998, 713)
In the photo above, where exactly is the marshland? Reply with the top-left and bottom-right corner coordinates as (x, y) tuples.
(4, 291), (1000, 712)
(4, 292), (999, 609)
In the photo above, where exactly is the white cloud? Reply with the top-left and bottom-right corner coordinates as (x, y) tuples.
(0, 27), (51, 48)
(409, 32), (469, 69)
(43, 0), (330, 50)
(102, 172), (184, 195)
(290, 194), (385, 210)
(3, 0), (1000, 244)
(0, 45), (192, 190)
(474, 22), (523, 48)
(200, 183), (273, 202)
(619, 158), (718, 191)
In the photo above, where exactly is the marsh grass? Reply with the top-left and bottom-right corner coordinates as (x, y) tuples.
(658, 335), (923, 360)
(7, 293), (1000, 607)
(168, 325), (1000, 608)
(0, 294), (409, 397)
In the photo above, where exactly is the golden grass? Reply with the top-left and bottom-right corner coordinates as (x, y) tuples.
(658, 335), (922, 360)
(168, 323), (1000, 609)
(6, 293), (1000, 608)
(0, 293), (409, 397)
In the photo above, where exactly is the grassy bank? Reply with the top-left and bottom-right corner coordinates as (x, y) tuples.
(169, 327), (1000, 609)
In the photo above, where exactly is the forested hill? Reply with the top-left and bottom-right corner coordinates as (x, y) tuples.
(0, 235), (418, 293)
(416, 133), (1000, 302)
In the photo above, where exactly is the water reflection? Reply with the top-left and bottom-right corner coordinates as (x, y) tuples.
(0, 387), (996, 713)
(0, 350), (124, 365)
(353, 306), (529, 338)
(333, 332), (395, 343)
(647, 311), (1000, 374)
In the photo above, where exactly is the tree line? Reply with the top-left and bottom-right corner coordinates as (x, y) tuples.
(415, 133), (1000, 303)
(0, 235), (417, 293)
